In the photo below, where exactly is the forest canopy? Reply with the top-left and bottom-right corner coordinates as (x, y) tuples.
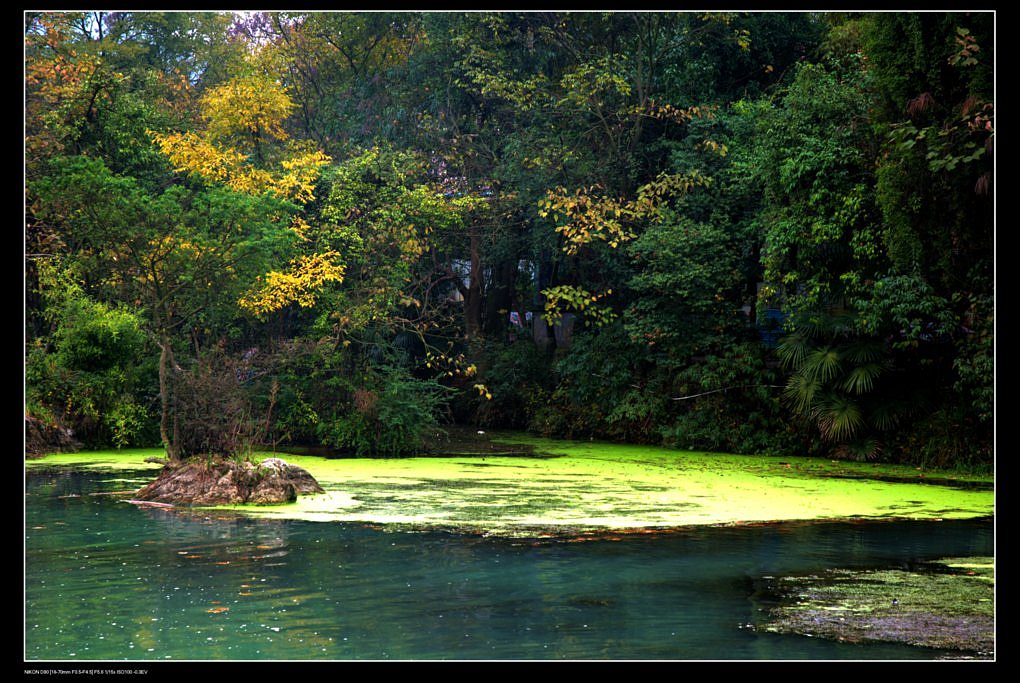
(25, 11), (993, 467)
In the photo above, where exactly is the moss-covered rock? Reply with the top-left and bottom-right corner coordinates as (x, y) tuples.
(132, 457), (324, 505)
(25, 413), (80, 456)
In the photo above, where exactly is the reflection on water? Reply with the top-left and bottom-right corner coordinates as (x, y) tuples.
(25, 470), (993, 660)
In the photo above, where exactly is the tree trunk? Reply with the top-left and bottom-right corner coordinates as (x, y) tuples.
(463, 232), (483, 339)
(484, 258), (517, 337)
(158, 332), (180, 462)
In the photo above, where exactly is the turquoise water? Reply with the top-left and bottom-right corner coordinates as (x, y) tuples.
(25, 469), (992, 661)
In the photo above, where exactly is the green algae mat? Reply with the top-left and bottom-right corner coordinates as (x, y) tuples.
(26, 437), (993, 536)
(759, 557), (994, 655)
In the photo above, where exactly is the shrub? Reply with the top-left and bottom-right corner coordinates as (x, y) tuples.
(659, 344), (817, 456)
(173, 348), (265, 459)
(471, 340), (555, 429)
(317, 364), (448, 456)
(27, 264), (153, 448)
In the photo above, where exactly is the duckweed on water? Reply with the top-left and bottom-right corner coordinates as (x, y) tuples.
(27, 436), (993, 536)
(25, 449), (167, 471)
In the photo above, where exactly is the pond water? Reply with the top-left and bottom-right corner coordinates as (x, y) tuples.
(25, 469), (993, 661)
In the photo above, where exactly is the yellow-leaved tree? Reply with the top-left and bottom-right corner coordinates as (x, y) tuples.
(151, 59), (341, 315)
(152, 68), (332, 202)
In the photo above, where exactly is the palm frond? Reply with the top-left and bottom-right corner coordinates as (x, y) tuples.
(816, 393), (864, 442)
(869, 399), (904, 431)
(803, 346), (842, 383)
(842, 339), (885, 365)
(782, 373), (819, 416)
(841, 363), (883, 395)
(835, 437), (882, 461)
(776, 332), (809, 370)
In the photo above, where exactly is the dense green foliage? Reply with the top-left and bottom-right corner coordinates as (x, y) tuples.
(25, 11), (992, 467)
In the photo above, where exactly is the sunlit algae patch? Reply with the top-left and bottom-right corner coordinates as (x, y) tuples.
(28, 436), (993, 537)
